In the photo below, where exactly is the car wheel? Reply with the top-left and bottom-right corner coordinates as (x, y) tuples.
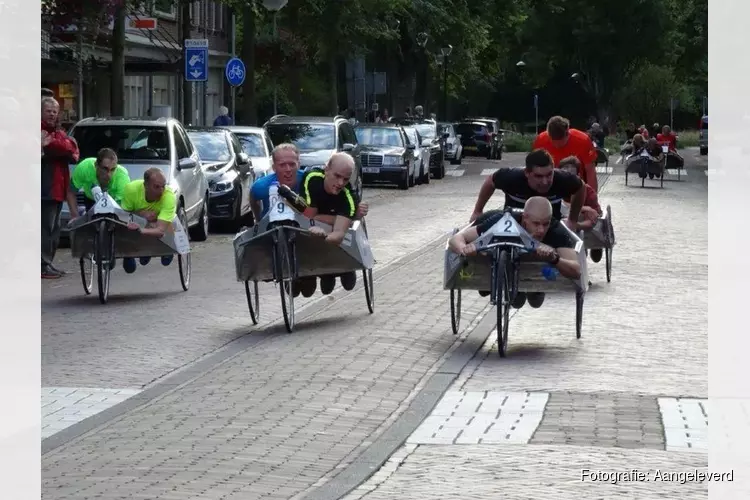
(233, 187), (244, 230)
(700, 147), (707, 156)
(422, 160), (430, 184)
(398, 172), (409, 190)
(189, 195), (209, 241)
(497, 148), (502, 160)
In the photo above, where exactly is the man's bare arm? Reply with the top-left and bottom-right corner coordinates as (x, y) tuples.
(66, 188), (79, 220)
(567, 184), (586, 227)
(325, 216), (352, 245)
(554, 247), (581, 280)
(139, 220), (170, 239)
(471, 176), (497, 219)
(250, 194), (262, 222)
(448, 226), (479, 254)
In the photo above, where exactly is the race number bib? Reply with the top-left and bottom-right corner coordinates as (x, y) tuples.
(662, 144), (669, 153)
(496, 214), (520, 236)
(268, 184), (295, 222)
(93, 193), (115, 214)
(172, 216), (190, 254)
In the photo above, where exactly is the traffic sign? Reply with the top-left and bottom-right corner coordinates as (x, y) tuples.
(184, 39), (208, 82)
(225, 57), (246, 87)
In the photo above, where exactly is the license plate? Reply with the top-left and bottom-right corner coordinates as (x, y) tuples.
(465, 146), (477, 151)
(363, 167), (380, 174)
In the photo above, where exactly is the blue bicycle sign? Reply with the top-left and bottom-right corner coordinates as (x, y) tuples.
(225, 57), (246, 87)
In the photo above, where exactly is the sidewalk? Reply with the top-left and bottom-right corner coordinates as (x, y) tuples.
(42, 236), (494, 499)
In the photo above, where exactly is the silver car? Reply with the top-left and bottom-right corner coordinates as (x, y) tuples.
(403, 125), (431, 184)
(221, 125), (274, 178)
(61, 117), (210, 242)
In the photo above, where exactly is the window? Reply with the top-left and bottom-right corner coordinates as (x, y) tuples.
(236, 133), (267, 157)
(341, 123), (358, 146)
(70, 126), (172, 161)
(414, 123), (436, 139)
(265, 124), (336, 151)
(153, 0), (175, 17)
(230, 134), (242, 155)
(214, 2), (224, 31)
(172, 126), (191, 159)
(265, 135), (274, 156)
(355, 127), (403, 147)
(191, 1), (201, 26)
(187, 131), (232, 161)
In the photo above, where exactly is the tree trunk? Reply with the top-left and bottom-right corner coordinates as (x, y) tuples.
(287, 3), (303, 111)
(328, 54), (338, 116)
(240, 4), (257, 125)
(109, 5), (126, 116)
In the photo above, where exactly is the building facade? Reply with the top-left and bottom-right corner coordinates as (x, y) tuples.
(42, 0), (234, 126)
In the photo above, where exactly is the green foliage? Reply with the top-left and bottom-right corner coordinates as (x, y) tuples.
(614, 63), (697, 124)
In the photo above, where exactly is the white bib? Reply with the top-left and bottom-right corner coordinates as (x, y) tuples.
(268, 184), (295, 222)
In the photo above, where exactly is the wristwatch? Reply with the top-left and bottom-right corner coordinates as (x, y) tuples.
(550, 252), (560, 266)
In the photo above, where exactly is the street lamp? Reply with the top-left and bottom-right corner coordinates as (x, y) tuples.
(516, 60), (538, 133)
(262, 0), (288, 115)
(440, 45), (452, 120)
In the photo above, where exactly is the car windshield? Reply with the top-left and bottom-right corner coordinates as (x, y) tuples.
(439, 124), (454, 137)
(414, 123), (436, 139)
(265, 123), (335, 151)
(235, 133), (266, 157)
(187, 131), (232, 161)
(70, 125), (171, 161)
(404, 128), (419, 145)
(355, 127), (403, 147)
(457, 123), (487, 136)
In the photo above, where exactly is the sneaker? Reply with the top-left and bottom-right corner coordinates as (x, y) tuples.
(320, 275), (336, 295)
(161, 255), (174, 266)
(512, 292), (527, 309)
(122, 257), (137, 274)
(41, 267), (62, 279)
(339, 272), (357, 291)
(590, 249), (603, 263)
(49, 264), (67, 276)
(648, 173), (655, 179)
(139, 257), (151, 266)
(299, 277), (317, 297)
(527, 292), (545, 308)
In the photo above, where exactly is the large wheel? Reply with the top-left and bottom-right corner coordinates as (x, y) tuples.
(576, 290), (584, 338)
(363, 268), (374, 313)
(80, 255), (93, 295)
(605, 247), (612, 283)
(177, 208), (191, 291)
(95, 220), (114, 304)
(450, 287), (461, 335)
(494, 250), (511, 357)
(244, 280), (259, 324)
(274, 231), (295, 333)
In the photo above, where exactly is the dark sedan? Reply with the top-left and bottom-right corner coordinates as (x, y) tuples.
(355, 124), (417, 190)
(186, 127), (255, 230)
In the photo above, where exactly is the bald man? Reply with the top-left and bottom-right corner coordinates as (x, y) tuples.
(298, 152), (362, 296)
(448, 196), (581, 309)
(120, 167), (178, 274)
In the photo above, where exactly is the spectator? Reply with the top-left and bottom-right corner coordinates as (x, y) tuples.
(41, 87), (54, 98)
(213, 106), (233, 126)
(414, 105), (424, 119)
(41, 96), (79, 279)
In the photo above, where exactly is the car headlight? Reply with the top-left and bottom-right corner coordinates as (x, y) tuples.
(383, 155), (402, 166)
(211, 180), (233, 193)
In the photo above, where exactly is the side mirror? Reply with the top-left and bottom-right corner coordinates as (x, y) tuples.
(406, 144), (416, 150)
(178, 157), (197, 170)
(237, 152), (250, 165)
(456, 134), (462, 139)
(421, 139), (431, 147)
(342, 143), (355, 152)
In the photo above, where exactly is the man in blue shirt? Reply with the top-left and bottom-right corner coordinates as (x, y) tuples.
(250, 143), (306, 219)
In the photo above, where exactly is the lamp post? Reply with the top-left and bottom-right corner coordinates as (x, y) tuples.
(262, 0), (288, 115)
(516, 60), (538, 133)
(440, 45), (452, 120)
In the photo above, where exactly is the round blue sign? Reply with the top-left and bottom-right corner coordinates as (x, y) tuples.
(225, 57), (246, 87)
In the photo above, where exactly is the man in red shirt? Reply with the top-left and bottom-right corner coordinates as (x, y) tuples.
(41, 96), (79, 279)
(656, 125), (678, 151)
(532, 115), (599, 192)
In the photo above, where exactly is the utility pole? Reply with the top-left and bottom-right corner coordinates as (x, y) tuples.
(180, 0), (193, 125)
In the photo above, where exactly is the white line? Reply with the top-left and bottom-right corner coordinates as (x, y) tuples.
(446, 170), (465, 177)
(595, 166), (613, 174)
(480, 169), (498, 176)
(657, 397), (708, 453)
(666, 169), (687, 176)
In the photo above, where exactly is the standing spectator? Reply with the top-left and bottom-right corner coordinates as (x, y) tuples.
(41, 96), (79, 279)
(414, 105), (424, 119)
(213, 106), (233, 126)
(347, 109), (357, 126)
(381, 108), (390, 123)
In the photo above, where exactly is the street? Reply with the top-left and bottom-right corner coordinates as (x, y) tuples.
(42, 150), (708, 499)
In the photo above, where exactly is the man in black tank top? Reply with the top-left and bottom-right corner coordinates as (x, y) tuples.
(469, 149), (586, 231)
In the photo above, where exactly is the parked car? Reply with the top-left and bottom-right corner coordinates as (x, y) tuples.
(699, 114), (708, 155)
(61, 116), (210, 243)
(263, 114), (363, 197)
(221, 125), (274, 178)
(186, 127), (256, 229)
(456, 120), (498, 159)
(439, 122), (463, 165)
(403, 125), (431, 184)
(459, 117), (503, 160)
(354, 123), (417, 189)
(391, 117), (448, 179)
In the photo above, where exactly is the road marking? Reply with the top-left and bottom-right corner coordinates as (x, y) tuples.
(407, 390), (549, 445)
(480, 169), (498, 176)
(42, 387), (141, 439)
(657, 397), (708, 452)
(446, 170), (465, 177)
(595, 166), (613, 174)
(666, 169), (687, 177)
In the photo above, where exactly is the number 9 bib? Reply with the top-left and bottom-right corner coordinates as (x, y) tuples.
(268, 184), (295, 222)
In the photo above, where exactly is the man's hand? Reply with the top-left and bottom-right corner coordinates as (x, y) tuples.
(356, 202), (369, 218)
(563, 218), (578, 231)
(140, 211), (157, 222)
(580, 206), (599, 223)
(535, 243), (557, 261)
(126, 222), (141, 231)
(41, 130), (52, 147)
(309, 226), (327, 237)
(577, 219), (595, 231)
(460, 243), (477, 256)
(469, 211), (482, 222)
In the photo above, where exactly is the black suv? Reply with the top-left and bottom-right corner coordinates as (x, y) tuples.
(390, 117), (448, 179)
(263, 114), (364, 196)
(462, 116), (503, 159)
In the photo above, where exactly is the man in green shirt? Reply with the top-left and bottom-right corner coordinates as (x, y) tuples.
(120, 167), (178, 274)
(67, 148), (130, 221)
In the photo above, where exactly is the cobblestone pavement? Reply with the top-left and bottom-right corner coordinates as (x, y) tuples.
(41, 157), (517, 437)
(343, 151), (710, 499)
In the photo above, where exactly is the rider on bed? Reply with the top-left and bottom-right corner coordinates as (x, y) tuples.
(66, 147), (131, 221)
(296, 152), (361, 297)
(121, 167), (177, 274)
(449, 196), (582, 309)
(558, 156), (604, 263)
(470, 148), (586, 233)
